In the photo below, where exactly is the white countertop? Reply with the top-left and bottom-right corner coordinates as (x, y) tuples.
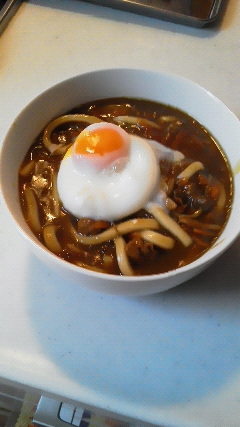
(0, 1), (240, 427)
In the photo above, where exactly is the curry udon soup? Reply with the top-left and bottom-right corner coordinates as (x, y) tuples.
(18, 98), (232, 276)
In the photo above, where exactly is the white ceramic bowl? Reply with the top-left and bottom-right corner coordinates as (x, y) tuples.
(1, 68), (240, 296)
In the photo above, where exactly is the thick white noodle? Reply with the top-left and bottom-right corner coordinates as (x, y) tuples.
(77, 218), (160, 245)
(115, 236), (134, 276)
(216, 184), (226, 209)
(43, 114), (103, 154)
(146, 203), (192, 247)
(24, 187), (41, 233)
(177, 161), (204, 179)
(140, 230), (175, 249)
(43, 224), (61, 253)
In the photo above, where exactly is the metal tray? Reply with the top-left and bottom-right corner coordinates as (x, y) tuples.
(0, 0), (22, 35)
(83, 0), (225, 27)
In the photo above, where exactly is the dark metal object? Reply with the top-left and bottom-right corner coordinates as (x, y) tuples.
(82, 0), (225, 27)
(0, 0), (22, 35)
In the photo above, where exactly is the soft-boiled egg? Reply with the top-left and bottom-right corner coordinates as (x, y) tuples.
(57, 122), (183, 221)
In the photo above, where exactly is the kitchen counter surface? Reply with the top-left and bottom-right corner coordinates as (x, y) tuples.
(0, 1), (240, 427)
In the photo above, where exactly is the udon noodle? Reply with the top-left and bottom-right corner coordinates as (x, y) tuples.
(19, 97), (232, 276)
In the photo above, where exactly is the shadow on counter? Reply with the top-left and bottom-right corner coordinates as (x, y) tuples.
(25, 235), (240, 408)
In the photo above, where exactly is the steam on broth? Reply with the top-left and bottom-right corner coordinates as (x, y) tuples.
(18, 97), (232, 276)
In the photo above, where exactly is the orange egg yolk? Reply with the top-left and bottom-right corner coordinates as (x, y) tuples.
(74, 127), (124, 157)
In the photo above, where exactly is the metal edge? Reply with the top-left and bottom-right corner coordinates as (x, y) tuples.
(82, 0), (225, 28)
(0, 0), (22, 35)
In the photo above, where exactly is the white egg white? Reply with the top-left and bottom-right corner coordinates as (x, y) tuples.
(57, 134), (162, 221)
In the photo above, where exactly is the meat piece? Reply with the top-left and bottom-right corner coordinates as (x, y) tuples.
(77, 218), (110, 235)
(125, 232), (155, 263)
(173, 172), (221, 214)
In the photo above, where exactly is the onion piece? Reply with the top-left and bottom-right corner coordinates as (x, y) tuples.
(178, 216), (221, 230)
(191, 235), (209, 247)
(115, 236), (134, 276)
(51, 170), (60, 217)
(76, 261), (106, 273)
(113, 116), (160, 129)
(76, 218), (160, 245)
(193, 229), (216, 237)
(174, 210), (203, 220)
(24, 187), (41, 233)
(43, 224), (61, 253)
(146, 203), (192, 247)
(158, 115), (178, 123)
(165, 197), (177, 211)
(177, 161), (204, 179)
(140, 230), (175, 250)
(19, 160), (35, 177)
(43, 114), (103, 154)
(216, 184), (226, 210)
(67, 243), (84, 254)
(103, 254), (113, 267)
